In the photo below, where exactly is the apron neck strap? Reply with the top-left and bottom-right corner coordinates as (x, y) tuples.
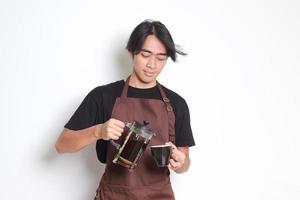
(157, 82), (176, 144)
(121, 76), (130, 99)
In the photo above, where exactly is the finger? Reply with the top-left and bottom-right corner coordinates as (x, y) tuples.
(169, 159), (176, 167)
(112, 126), (124, 134)
(105, 129), (120, 140)
(165, 142), (177, 151)
(106, 123), (124, 134)
(108, 128), (122, 138)
(168, 163), (176, 171)
(169, 159), (179, 169)
(112, 119), (125, 128)
(168, 162), (174, 170)
(171, 148), (180, 157)
(165, 141), (174, 147)
(172, 159), (183, 168)
(110, 135), (120, 140)
(171, 153), (180, 162)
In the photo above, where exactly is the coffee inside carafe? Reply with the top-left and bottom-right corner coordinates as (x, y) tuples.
(117, 130), (147, 166)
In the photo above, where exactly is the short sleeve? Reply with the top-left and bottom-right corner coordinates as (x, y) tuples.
(174, 99), (195, 147)
(64, 88), (102, 130)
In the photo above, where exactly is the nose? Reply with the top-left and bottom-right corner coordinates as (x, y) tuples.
(146, 56), (156, 69)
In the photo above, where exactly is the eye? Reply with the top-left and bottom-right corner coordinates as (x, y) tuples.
(157, 55), (167, 61)
(141, 52), (151, 57)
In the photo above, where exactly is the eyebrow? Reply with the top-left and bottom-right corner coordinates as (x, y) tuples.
(140, 49), (167, 56)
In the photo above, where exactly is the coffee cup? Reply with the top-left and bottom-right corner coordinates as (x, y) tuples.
(150, 144), (172, 167)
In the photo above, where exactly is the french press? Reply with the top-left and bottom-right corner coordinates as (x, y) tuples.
(110, 120), (155, 170)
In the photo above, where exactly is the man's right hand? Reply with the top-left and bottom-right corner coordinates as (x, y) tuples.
(94, 118), (125, 140)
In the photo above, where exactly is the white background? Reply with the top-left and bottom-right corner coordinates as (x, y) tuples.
(1, 0), (300, 199)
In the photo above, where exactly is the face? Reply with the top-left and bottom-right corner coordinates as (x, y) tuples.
(130, 35), (168, 88)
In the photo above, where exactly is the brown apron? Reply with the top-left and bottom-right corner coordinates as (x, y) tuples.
(94, 77), (176, 200)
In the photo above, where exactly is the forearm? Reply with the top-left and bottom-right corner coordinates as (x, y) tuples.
(55, 125), (99, 153)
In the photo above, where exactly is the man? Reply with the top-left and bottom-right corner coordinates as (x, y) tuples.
(55, 19), (195, 199)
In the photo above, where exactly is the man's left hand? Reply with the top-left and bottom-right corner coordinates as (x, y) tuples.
(166, 142), (187, 172)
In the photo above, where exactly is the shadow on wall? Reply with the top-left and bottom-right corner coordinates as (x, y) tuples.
(42, 37), (133, 199)
(111, 34), (133, 79)
(42, 101), (106, 199)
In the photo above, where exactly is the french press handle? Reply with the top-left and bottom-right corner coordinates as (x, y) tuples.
(109, 122), (132, 150)
(110, 140), (121, 150)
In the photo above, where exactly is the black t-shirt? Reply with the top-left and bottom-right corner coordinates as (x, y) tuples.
(65, 80), (195, 160)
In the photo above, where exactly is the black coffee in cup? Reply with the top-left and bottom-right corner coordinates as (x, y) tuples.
(151, 144), (172, 167)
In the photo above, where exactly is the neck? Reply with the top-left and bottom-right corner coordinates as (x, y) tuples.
(128, 73), (156, 89)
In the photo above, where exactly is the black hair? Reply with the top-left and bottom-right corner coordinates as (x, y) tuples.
(126, 19), (186, 62)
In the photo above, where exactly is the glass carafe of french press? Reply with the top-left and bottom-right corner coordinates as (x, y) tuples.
(110, 120), (155, 170)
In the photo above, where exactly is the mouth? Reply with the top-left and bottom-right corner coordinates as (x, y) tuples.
(143, 70), (154, 77)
